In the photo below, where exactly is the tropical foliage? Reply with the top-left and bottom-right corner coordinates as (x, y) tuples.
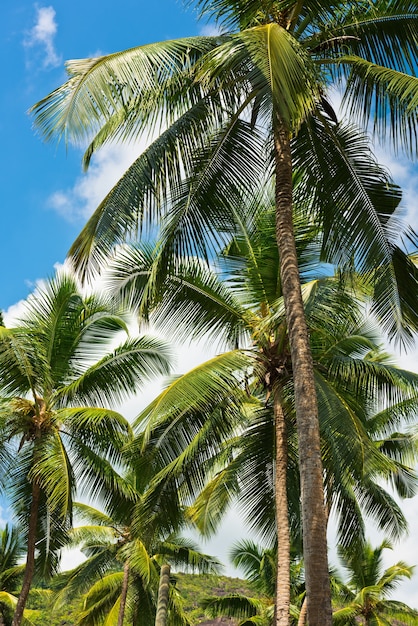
(333, 539), (418, 626)
(109, 203), (418, 625)
(0, 272), (171, 625)
(31, 5), (418, 622)
(55, 468), (221, 626)
(0, 525), (25, 625)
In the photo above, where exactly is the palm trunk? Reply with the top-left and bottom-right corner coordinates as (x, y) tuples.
(12, 481), (41, 626)
(297, 597), (308, 626)
(274, 121), (332, 626)
(117, 561), (130, 626)
(155, 563), (171, 626)
(273, 396), (291, 626)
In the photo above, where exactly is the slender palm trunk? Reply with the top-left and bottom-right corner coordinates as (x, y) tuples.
(274, 121), (332, 626)
(117, 561), (130, 626)
(273, 396), (291, 626)
(155, 563), (170, 626)
(12, 482), (41, 626)
(297, 598), (308, 626)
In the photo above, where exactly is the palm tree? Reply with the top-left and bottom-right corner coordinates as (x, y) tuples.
(55, 473), (220, 626)
(333, 539), (418, 626)
(0, 525), (25, 626)
(0, 271), (171, 626)
(31, 5), (418, 621)
(110, 203), (418, 626)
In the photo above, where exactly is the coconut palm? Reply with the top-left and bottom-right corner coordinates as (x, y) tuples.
(55, 471), (220, 626)
(0, 272), (171, 626)
(333, 539), (418, 626)
(31, 4), (418, 621)
(110, 203), (418, 626)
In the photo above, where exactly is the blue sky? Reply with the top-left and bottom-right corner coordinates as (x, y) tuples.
(1, 0), (209, 309)
(2, 0), (418, 604)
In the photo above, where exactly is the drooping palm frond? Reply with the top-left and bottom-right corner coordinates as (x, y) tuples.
(341, 57), (418, 155)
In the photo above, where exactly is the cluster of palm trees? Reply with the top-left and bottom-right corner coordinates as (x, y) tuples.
(1, 0), (418, 624)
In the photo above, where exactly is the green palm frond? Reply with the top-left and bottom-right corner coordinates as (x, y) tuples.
(108, 244), (249, 347)
(201, 594), (263, 620)
(69, 525), (118, 547)
(187, 462), (242, 536)
(136, 349), (254, 439)
(59, 407), (132, 469)
(78, 571), (123, 626)
(341, 57), (418, 155)
(335, 539), (418, 625)
(31, 37), (220, 145)
(72, 502), (118, 527)
(155, 539), (221, 574)
(59, 335), (171, 406)
(309, 2), (418, 72)
(28, 431), (75, 517)
(230, 539), (276, 597)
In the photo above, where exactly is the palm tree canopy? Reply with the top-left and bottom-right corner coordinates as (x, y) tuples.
(0, 271), (171, 578)
(114, 208), (418, 549)
(30, 3), (418, 339)
(333, 539), (418, 625)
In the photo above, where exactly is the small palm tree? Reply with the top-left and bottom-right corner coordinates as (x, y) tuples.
(0, 272), (171, 626)
(55, 473), (220, 626)
(333, 539), (418, 626)
(202, 540), (295, 626)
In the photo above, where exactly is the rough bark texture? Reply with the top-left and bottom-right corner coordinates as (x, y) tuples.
(274, 122), (332, 626)
(274, 396), (291, 626)
(12, 481), (41, 626)
(155, 563), (171, 626)
(117, 561), (130, 626)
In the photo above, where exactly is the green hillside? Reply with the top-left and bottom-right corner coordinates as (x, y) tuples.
(23, 573), (257, 626)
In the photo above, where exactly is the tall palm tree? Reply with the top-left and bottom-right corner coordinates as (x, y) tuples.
(333, 539), (418, 626)
(109, 204), (418, 626)
(0, 272), (171, 626)
(31, 5), (418, 621)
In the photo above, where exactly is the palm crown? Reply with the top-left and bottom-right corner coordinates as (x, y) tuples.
(0, 271), (171, 626)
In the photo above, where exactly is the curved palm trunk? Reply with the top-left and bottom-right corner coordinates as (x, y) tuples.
(274, 122), (332, 626)
(273, 396), (291, 626)
(12, 481), (41, 626)
(117, 561), (130, 626)
(155, 563), (171, 626)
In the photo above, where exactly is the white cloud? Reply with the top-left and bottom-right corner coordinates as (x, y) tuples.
(199, 23), (224, 37)
(0, 506), (11, 529)
(3, 299), (28, 326)
(48, 141), (149, 222)
(373, 145), (418, 234)
(24, 5), (61, 69)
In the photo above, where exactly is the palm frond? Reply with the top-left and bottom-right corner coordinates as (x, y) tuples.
(341, 56), (418, 156)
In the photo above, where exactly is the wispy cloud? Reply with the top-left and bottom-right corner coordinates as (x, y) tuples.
(199, 23), (223, 36)
(24, 5), (61, 69)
